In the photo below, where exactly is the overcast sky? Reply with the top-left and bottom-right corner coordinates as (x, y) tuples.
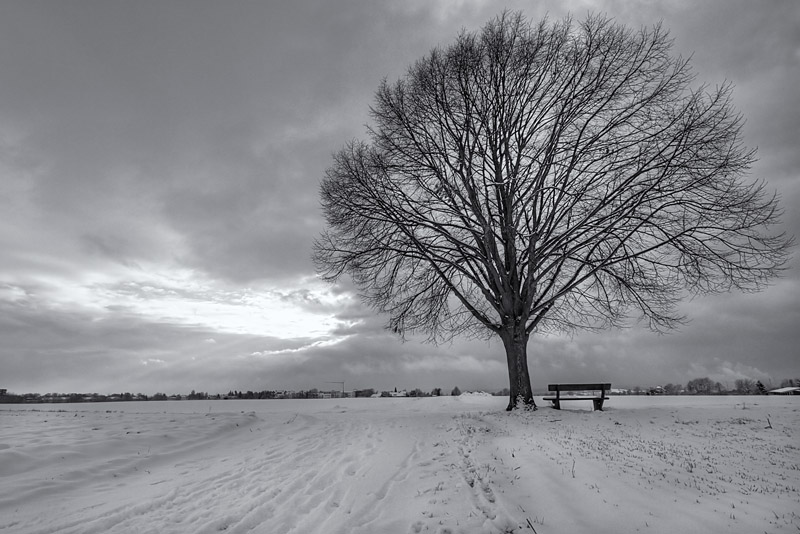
(1, 0), (797, 396)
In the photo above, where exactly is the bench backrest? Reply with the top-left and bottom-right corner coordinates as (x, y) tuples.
(548, 383), (611, 392)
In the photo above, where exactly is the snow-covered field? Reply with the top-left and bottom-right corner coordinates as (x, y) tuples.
(1, 394), (798, 533)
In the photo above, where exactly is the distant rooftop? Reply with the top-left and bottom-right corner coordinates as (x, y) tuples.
(768, 387), (800, 395)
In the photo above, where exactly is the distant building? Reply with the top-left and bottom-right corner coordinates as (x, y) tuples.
(768, 387), (800, 395)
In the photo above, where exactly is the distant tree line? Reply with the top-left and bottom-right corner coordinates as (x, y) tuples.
(0, 385), (479, 404)
(0, 391), (152, 404)
(5, 378), (795, 404)
(631, 377), (799, 396)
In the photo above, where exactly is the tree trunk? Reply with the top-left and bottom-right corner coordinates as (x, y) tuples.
(500, 327), (536, 411)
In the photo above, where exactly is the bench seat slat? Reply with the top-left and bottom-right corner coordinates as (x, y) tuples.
(542, 396), (609, 401)
(547, 383), (611, 392)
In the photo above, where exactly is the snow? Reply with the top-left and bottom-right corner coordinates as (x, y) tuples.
(1, 395), (798, 533)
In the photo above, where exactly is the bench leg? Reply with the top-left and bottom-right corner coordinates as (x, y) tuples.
(593, 399), (604, 411)
(551, 400), (560, 410)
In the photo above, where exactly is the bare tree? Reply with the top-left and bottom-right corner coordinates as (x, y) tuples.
(686, 377), (714, 395)
(314, 12), (791, 410)
(735, 378), (757, 395)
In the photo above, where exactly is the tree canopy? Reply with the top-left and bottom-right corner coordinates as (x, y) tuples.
(314, 12), (791, 409)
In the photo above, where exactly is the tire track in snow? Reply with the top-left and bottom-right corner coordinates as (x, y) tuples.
(5, 409), (382, 534)
(344, 435), (426, 532)
(2, 398), (528, 534)
(446, 413), (521, 533)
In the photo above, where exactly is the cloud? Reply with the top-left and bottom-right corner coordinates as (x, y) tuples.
(250, 336), (350, 356)
(0, 0), (796, 395)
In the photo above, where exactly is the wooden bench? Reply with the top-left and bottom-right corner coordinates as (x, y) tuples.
(543, 383), (611, 411)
